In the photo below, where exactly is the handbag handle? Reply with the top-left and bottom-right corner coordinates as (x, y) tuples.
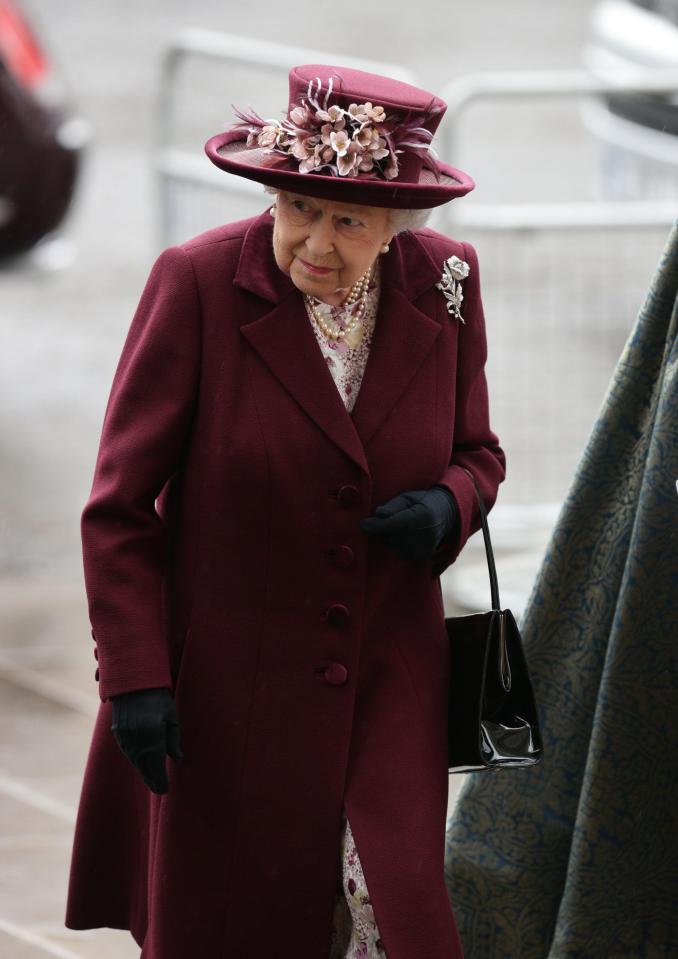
(458, 468), (511, 692)
(459, 467), (501, 612)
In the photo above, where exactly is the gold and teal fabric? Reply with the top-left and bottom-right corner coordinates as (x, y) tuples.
(445, 220), (678, 959)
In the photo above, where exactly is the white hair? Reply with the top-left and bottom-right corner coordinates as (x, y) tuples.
(263, 185), (433, 234)
(386, 207), (433, 233)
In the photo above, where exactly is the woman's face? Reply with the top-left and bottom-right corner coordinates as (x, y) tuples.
(272, 190), (394, 306)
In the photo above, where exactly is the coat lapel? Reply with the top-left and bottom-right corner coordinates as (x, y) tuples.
(236, 211), (445, 477)
(349, 253), (443, 451)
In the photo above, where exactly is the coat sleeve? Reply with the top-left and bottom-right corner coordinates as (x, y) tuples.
(429, 240), (506, 579)
(81, 245), (201, 702)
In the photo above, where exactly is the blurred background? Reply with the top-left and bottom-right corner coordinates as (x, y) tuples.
(0, 0), (676, 955)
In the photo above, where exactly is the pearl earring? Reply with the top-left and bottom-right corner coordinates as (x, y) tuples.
(381, 243), (390, 253)
(270, 205), (277, 217)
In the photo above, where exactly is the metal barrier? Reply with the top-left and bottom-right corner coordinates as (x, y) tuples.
(430, 68), (678, 609)
(438, 68), (678, 233)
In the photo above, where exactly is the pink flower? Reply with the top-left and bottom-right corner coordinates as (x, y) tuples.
(299, 154), (319, 173)
(352, 126), (373, 149)
(347, 102), (369, 123)
(314, 143), (335, 164)
(337, 142), (361, 176)
(232, 85), (410, 183)
(365, 102), (386, 123)
(290, 135), (312, 160)
(368, 135), (390, 161)
(383, 151), (399, 179)
(289, 106), (310, 127)
(258, 124), (281, 147)
(316, 104), (344, 124)
(354, 127), (389, 160)
(330, 129), (350, 157)
(321, 119), (345, 144)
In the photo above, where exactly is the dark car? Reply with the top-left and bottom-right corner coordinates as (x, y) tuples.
(582, 0), (678, 200)
(0, 0), (89, 258)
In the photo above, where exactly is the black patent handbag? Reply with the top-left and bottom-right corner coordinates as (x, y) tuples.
(446, 468), (544, 773)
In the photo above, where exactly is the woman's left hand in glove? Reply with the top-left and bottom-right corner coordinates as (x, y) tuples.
(360, 486), (459, 563)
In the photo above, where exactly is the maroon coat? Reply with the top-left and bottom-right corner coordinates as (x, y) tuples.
(64, 209), (506, 959)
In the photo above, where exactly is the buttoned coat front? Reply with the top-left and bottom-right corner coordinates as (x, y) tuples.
(64, 209), (506, 959)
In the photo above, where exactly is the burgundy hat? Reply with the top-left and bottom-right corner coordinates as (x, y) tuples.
(204, 64), (475, 209)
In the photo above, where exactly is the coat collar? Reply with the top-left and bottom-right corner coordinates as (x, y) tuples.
(235, 211), (446, 477)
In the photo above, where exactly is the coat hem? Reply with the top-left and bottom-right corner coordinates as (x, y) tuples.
(64, 918), (145, 948)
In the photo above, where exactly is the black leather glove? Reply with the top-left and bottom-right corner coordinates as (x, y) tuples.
(360, 486), (459, 563)
(111, 686), (183, 794)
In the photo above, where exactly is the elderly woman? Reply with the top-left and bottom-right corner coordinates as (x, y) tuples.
(64, 64), (505, 959)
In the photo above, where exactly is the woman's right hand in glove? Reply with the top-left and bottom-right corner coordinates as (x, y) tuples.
(110, 686), (183, 794)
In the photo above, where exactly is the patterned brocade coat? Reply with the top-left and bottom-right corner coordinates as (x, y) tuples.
(64, 209), (506, 959)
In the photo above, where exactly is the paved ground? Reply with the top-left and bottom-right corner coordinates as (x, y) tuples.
(1, 1), (674, 956)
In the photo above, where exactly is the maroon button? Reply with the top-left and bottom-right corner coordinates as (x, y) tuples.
(333, 545), (355, 568)
(93, 648), (98, 660)
(337, 484), (360, 506)
(94, 668), (100, 682)
(325, 603), (350, 627)
(324, 662), (348, 685)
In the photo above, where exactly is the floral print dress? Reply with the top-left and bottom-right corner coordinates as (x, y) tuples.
(304, 260), (380, 415)
(302, 263), (388, 959)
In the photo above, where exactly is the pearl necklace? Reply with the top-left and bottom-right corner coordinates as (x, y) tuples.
(304, 267), (372, 341)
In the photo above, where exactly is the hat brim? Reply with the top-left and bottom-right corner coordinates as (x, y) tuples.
(204, 130), (474, 210)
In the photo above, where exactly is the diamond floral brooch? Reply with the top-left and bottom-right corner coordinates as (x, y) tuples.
(436, 255), (470, 324)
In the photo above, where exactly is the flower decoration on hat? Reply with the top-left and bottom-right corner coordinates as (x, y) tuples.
(436, 255), (470, 323)
(230, 77), (441, 181)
